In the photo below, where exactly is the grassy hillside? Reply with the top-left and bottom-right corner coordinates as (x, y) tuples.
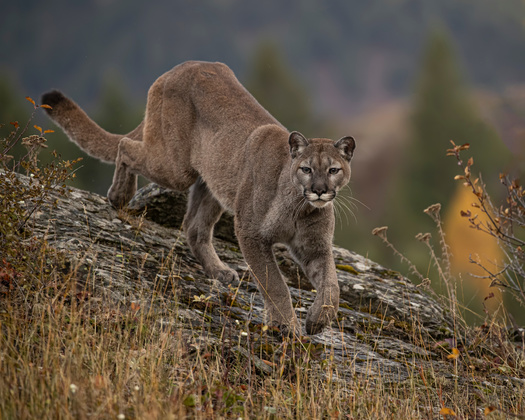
(1, 103), (524, 419)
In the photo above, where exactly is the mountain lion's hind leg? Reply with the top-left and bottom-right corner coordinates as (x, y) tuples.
(107, 137), (140, 208)
(183, 179), (239, 283)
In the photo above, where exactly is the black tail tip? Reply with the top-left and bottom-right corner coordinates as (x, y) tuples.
(41, 90), (67, 113)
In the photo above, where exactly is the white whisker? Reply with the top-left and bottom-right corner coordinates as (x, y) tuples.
(337, 194), (359, 211)
(334, 197), (357, 225)
(291, 194), (309, 221)
(333, 199), (349, 228)
(340, 185), (370, 210)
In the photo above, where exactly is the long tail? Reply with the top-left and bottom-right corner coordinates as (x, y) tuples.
(41, 90), (143, 163)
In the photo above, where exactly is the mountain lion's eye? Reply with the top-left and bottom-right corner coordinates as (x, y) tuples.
(301, 167), (312, 174)
(329, 168), (341, 175)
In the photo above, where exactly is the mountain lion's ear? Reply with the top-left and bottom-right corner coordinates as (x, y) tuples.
(289, 131), (309, 159)
(334, 136), (356, 161)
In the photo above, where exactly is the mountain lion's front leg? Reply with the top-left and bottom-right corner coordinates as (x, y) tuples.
(289, 242), (340, 335)
(237, 235), (300, 335)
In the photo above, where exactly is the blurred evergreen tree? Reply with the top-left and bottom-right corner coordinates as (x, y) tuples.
(0, 76), (30, 156)
(43, 77), (143, 195)
(95, 77), (143, 135)
(80, 77), (143, 195)
(245, 42), (325, 137)
(0, 77), (28, 129)
(385, 27), (510, 276)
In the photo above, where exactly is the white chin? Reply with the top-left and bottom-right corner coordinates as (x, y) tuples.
(309, 200), (330, 208)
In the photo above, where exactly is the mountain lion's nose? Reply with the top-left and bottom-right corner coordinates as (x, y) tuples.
(311, 186), (327, 196)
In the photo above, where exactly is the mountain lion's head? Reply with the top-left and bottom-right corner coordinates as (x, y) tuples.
(289, 131), (355, 209)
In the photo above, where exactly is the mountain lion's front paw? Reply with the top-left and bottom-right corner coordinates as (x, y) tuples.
(274, 320), (302, 338)
(213, 268), (239, 284)
(305, 300), (337, 335)
(266, 308), (301, 338)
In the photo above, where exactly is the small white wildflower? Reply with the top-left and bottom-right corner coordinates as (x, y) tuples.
(263, 406), (277, 414)
(69, 383), (78, 394)
(240, 331), (248, 337)
(134, 385), (140, 392)
(117, 414), (125, 420)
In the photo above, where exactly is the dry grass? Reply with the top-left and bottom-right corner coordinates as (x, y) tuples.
(1, 240), (523, 420)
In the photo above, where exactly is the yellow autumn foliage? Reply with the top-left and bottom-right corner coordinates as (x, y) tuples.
(444, 185), (503, 313)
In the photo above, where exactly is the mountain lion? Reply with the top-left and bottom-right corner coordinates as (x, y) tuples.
(42, 61), (356, 335)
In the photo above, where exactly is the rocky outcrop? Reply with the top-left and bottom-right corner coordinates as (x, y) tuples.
(29, 181), (455, 382)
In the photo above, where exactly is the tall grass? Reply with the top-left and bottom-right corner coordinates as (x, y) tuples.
(1, 252), (524, 419)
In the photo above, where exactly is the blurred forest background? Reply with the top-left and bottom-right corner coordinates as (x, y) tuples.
(2, 0), (525, 323)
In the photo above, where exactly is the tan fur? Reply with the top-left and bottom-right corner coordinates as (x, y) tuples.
(42, 61), (356, 335)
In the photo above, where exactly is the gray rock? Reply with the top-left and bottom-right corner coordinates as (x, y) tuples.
(28, 181), (456, 383)
(128, 183), (237, 244)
